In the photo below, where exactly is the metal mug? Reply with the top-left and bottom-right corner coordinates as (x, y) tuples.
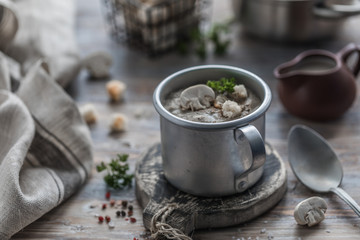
(153, 65), (272, 197)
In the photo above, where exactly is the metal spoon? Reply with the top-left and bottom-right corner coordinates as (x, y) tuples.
(288, 124), (360, 217)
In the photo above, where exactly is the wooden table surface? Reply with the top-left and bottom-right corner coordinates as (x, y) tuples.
(12, 0), (360, 239)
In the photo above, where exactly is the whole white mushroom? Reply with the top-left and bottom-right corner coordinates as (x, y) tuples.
(83, 51), (112, 79)
(180, 84), (215, 111)
(294, 196), (328, 227)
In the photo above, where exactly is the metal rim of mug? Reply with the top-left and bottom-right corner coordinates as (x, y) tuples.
(153, 65), (272, 130)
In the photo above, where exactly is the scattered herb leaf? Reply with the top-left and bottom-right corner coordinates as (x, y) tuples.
(176, 19), (232, 60)
(207, 77), (236, 93)
(191, 28), (207, 60)
(96, 154), (134, 189)
(208, 22), (232, 56)
(96, 162), (107, 172)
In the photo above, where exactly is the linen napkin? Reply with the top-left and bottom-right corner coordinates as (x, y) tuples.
(0, 54), (93, 240)
(0, 0), (93, 239)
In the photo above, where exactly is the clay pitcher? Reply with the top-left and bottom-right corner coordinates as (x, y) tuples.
(274, 43), (360, 121)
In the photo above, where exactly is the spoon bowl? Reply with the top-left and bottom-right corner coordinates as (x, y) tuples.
(288, 125), (343, 192)
(288, 125), (360, 217)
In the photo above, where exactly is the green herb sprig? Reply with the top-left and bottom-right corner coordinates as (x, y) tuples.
(96, 154), (134, 189)
(191, 28), (207, 60)
(208, 22), (232, 56)
(207, 77), (236, 93)
(176, 19), (233, 60)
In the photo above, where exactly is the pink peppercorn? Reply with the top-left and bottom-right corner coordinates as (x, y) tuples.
(105, 215), (111, 223)
(98, 216), (104, 223)
(102, 203), (107, 210)
(130, 217), (136, 223)
(105, 191), (111, 199)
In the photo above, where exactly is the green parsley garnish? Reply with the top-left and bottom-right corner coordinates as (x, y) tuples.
(207, 77), (236, 93)
(96, 154), (134, 189)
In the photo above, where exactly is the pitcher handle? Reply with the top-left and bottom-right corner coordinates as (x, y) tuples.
(234, 124), (266, 193)
(337, 43), (360, 77)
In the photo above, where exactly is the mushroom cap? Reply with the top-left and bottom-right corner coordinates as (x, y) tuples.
(294, 196), (328, 226)
(180, 84), (215, 111)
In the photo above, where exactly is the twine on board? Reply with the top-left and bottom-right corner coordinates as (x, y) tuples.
(150, 203), (192, 240)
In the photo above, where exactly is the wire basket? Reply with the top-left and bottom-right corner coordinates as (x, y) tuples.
(102, 0), (211, 56)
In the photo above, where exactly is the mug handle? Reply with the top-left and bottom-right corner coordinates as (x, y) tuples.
(337, 43), (360, 77)
(234, 124), (266, 193)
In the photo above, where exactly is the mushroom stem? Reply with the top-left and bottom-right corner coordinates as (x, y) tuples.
(305, 208), (325, 227)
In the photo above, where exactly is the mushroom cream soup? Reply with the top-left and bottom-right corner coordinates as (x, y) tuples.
(164, 82), (261, 123)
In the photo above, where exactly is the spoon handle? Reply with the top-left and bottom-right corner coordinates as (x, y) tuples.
(330, 187), (360, 217)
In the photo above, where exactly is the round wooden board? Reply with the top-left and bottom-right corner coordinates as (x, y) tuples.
(135, 143), (287, 236)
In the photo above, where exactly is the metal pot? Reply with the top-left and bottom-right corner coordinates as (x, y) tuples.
(153, 65), (272, 197)
(233, 0), (360, 42)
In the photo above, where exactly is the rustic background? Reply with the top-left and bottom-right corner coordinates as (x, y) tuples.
(12, 0), (360, 239)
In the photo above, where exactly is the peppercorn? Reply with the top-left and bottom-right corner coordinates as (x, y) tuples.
(128, 205), (133, 211)
(105, 215), (111, 223)
(102, 203), (107, 210)
(121, 210), (126, 217)
(98, 216), (104, 223)
(121, 200), (128, 208)
(110, 199), (115, 206)
(116, 210), (121, 217)
(130, 217), (136, 223)
(128, 211), (133, 217)
(105, 191), (111, 199)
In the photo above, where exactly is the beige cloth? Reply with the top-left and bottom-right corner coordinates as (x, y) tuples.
(0, 57), (93, 240)
(0, 1), (93, 239)
(0, 0), (81, 87)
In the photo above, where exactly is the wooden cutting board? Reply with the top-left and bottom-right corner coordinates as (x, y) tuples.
(135, 143), (287, 237)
